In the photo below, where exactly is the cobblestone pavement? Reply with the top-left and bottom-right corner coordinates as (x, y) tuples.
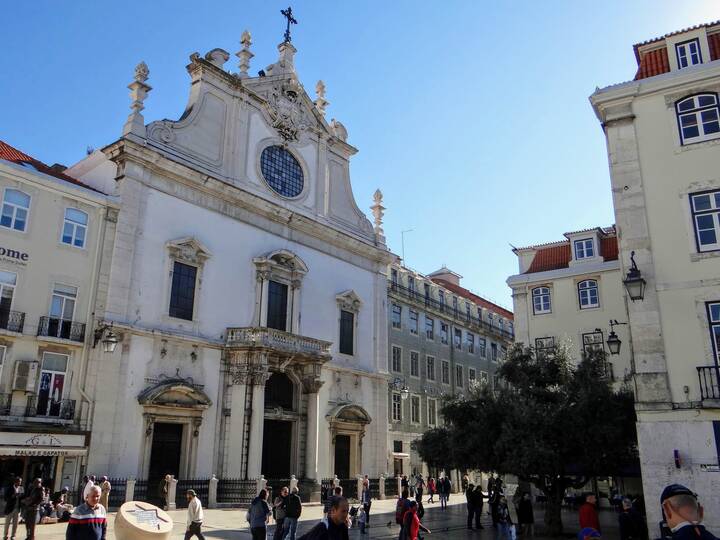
(5, 496), (622, 539)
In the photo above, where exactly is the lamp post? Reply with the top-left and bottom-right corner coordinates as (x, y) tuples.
(623, 251), (646, 302)
(93, 322), (119, 353)
(606, 320), (627, 356)
(390, 377), (410, 399)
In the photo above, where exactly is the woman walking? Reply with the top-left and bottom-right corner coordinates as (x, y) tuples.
(426, 478), (436, 504)
(361, 478), (372, 526)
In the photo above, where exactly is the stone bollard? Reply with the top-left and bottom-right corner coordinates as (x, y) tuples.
(289, 475), (298, 492)
(167, 476), (178, 510)
(333, 475), (340, 488)
(256, 475), (267, 496)
(356, 476), (363, 501)
(209, 475), (218, 509)
(396, 476), (402, 496)
(379, 475), (386, 500)
(125, 478), (136, 503)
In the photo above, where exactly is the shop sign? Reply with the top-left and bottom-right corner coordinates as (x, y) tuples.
(0, 246), (29, 267)
(700, 464), (720, 472)
(2, 432), (85, 448)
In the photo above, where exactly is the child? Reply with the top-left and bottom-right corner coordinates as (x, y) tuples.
(358, 506), (367, 534)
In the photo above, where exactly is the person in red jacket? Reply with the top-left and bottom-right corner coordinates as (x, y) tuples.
(579, 493), (601, 533)
(402, 501), (431, 540)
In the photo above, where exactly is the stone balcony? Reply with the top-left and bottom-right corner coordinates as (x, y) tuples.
(225, 327), (332, 362)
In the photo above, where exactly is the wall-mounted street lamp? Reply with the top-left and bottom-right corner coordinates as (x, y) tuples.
(623, 251), (646, 302)
(606, 319), (628, 356)
(389, 377), (410, 400)
(93, 322), (119, 354)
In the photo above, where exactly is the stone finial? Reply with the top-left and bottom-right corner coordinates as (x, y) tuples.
(370, 189), (386, 238)
(123, 62), (152, 138)
(314, 80), (329, 115)
(236, 30), (254, 78)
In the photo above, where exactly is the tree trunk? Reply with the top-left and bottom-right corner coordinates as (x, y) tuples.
(542, 480), (565, 536)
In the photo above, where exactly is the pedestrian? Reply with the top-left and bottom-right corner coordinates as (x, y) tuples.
(249, 489), (272, 540)
(426, 478), (435, 504)
(3, 475), (23, 540)
(22, 478), (44, 540)
(618, 498), (645, 540)
(393, 488), (412, 530)
(462, 474), (469, 492)
(579, 493), (601, 534)
(99, 477), (111, 511)
(473, 484), (485, 530)
(273, 487), (289, 540)
(324, 486), (343, 517)
(358, 506), (367, 535)
(284, 486), (302, 540)
(82, 476), (96, 501)
(438, 476), (451, 510)
(158, 474), (171, 509)
(661, 484), (718, 540)
(415, 475), (425, 502)
(400, 500), (431, 540)
(517, 493), (534, 538)
(495, 496), (513, 540)
(401, 476), (409, 492)
(360, 478), (371, 526)
(183, 489), (205, 540)
(490, 486), (501, 527)
(466, 483), (477, 530)
(66, 484), (107, 540)
(298, 496), (349, 540)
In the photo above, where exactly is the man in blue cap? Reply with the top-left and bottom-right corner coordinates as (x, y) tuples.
(661, 484), (718, 540)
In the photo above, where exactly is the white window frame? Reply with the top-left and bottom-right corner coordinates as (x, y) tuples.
(410, 351), (420, 378)
(468, 367), (476, 382)
(453, 328), (462, 349)
(532, 286), (551, 315)
(50, 283), (77, 322)
(574, 238), (594, 260)
(0, 188), (31, 232)
(706, 302), (720, 363)
(410, 394), (421, 424)
(480, 371), (489, 384)
(427, 398), (437, 426)
(61, 208), (88, 249)
(441, 359), (450, 385)
(38, 351), (69, 416)
(466, 332), (475, 354)
(478, 337), (487, 357)
(392, 392), (402, 422)
(440, 322), (449, 345)
(425, 316), (434, 340)
(690, 190), (720, 252)
(676, 38), (702, 69)
(392, 303), (402, 329)
(391, 346), (402, 373)
(426, 355), (436, 381)
(582, 331), (605, 355)
(409, 309), (419, 335)
(578, 279), (600, 309)
(455, 364), (463, 388)
(676, 94), (720, 145)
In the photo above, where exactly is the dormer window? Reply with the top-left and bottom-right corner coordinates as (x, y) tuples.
(574, 238), (594, 260)
(676, 39), (702, 69)
(676, 94), (720, 145)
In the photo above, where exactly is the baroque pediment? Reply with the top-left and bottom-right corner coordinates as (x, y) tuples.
(166, 237), (212, 264)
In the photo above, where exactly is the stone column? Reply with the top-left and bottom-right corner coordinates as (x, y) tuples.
(396, 476), (402, 495)
(356, 476), (364, 501)
(125, 478), (135, 503)
(289, 475), (298, 492)
(303, 378), (323, 480)
(379, 475), (386, 500)
(208, 475), (218, 509)
(247, 365), (269, 479)
(226, 358), (250, 477)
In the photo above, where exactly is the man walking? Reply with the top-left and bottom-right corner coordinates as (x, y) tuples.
(22, 478), (44, 540)
(578, 493), (601, 534)
(466, 483), (477, 530)
(284, 487), (302, 540)
(438, 476), (451, 510)
(3, 476), (23, 540)
(184, 489), (205, 540)
(99, 477), (111, 511)
(65, 484), (107, 540)
(473, 484), (485, 530)
(273, 487), (288, 540)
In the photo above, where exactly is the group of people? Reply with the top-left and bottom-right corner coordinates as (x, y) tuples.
(400, 474), (452, 508)
(79, 476), (111, 509)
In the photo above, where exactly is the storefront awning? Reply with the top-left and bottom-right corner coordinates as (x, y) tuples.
(0, 446), (87, 457)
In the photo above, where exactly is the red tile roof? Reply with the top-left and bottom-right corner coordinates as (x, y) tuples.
(430, 278), (513, 320)
(0, 140), (103, 193)
(524, 235), (618, 274)
(634, 47), (670, 80)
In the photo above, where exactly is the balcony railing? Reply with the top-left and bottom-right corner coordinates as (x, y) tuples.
(388, 282), (514, 340)
(0, 310), (24, 333)
(25, 395), (76, 420)
(226, 327), (332, 358)
(697, 366), (720, 400)
(37, 316), (85, 342)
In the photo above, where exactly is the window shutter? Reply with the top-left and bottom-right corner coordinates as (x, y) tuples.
(13, 360), (38, 392)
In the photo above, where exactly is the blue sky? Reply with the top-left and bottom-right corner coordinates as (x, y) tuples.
(2, 1), (718, 308)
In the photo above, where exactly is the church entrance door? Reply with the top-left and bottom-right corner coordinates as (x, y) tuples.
(261, 420), (292, 478)
(334, 434), (350, 478)
(148, 423), (183, 487)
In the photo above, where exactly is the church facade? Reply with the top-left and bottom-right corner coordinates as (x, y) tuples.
(68, 31), (393, 489)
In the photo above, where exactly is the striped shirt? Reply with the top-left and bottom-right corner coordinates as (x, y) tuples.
(66, 502), (107, 540)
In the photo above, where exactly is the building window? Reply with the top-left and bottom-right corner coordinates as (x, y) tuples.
(168, 261), (198, 321)
(455, 364), (463, 388)
(392, 393), (402, 422)
(410, 395), (420, 424)
(410, 351), (419, 377)
(574, 238), (594, 260)
(676, 39), (702, 69)
(0, 345), (5, 384)
(50, 283), (77, 323)
(426, 356), (436, 381)
(578, 279), (599, 309)
(478, 337), (487, 357)
(427, 398), (437, 426)
(535, 336), (555, 358)
(501, 345), (507, 359)
(690, 190), (720, 251)
(424, 316), (434, 340)
(339, 310), (354, 355)
(676, 94), (720, 144)
(532, 287), (551, 314)
(453, 328), (462, 349)
(582, 331), (604, 355)
(267, 281), (290, 331)
(492, 375), (499, 389)
(452, 296), (458, 312)
(480, 371), (489, 384)
(391, 346), (402, 373)
(707, 302), (720, 362)
(0, 270), (16, 315)
(466, 332), (475, 353)
(441, 360), (450, 385)
(37, 352), (69, 417)
(0, 189), (30, 232)
(491, 343), (498, 361)
(408, 276), (416, 294)
(440, 322), (449, 345)
(409, 310), (419, 335)
(392, 304), (402, 329)
(61, 208), (88, 248)
(424, 283), (430, 302)
(439, 290), (445, 306)
(465, 303), (471, 321)
(468, 367), (476, 382)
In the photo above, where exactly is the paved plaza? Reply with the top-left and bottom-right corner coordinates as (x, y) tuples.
(6, 496), (623, 540)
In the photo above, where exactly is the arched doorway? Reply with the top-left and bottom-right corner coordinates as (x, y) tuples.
(326, 404), (371, 479)
(261, 372), (297, 478)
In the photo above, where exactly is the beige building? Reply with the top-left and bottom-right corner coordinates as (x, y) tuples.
(591, 21), (720, 531)
(0, 140), (115, 495)
(507, 226), (632, 381)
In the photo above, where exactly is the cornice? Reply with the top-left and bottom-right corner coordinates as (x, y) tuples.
(506, 259), (621, 288)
